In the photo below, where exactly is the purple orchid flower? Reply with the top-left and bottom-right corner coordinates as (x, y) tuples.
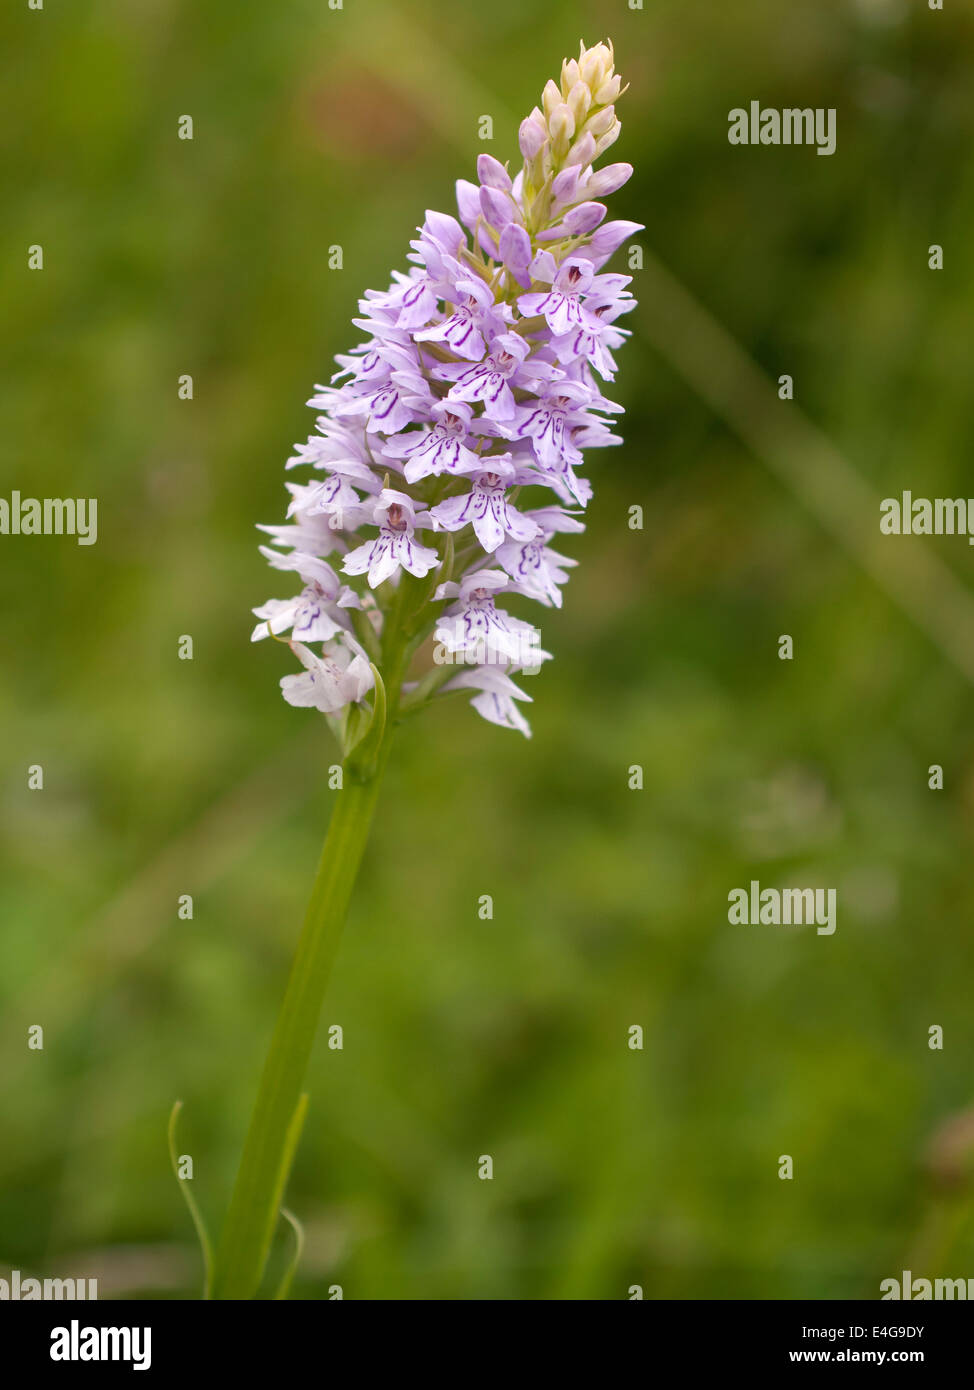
(430, 461), (540, 553)
(341, 489), (439, 588)
(258, 39), (638, 736)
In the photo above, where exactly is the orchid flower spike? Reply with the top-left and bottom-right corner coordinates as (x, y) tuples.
(255, 39), (642, 742)
(219, 41), (641, 1302)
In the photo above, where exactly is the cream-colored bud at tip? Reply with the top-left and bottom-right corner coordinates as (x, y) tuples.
(567, 79), (592, 125)
(542, 79), (562, 119)
(579, 43), (612, 90)
(548, 101), (575, 141)
(579, 52), (602, 89)
(560, 58), (581, 97)
(594, 74), (623, 105)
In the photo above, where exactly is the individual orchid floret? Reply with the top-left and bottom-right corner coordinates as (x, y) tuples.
(251, 570), (359, 644)
(443, 665), (534, 738)
(497, 223), (533, 288)
(573, 218), (644, 269)
(413, 273), (502, 361)
(341, 489), (439, 589)
(518, 254), (598, 335)
(258, 545), (350, 593)
(514, 381), (595, 470)
(384, 401), (483, 482)
(289, 464), (379, 534)
(434, 568), (547, 669)
(258, 497), (349, 558)
(437, 332), (534, 421)
(279, 637), (375, 714)
(495, 534), (578, 608)
(430, 460), (540, 553)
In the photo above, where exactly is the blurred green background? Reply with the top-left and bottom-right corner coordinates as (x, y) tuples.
(2, 0), (974, 1299)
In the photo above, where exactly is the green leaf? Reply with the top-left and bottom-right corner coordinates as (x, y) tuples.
(273, 1207), (306, 1301)
(168, 1100), (215, 1299)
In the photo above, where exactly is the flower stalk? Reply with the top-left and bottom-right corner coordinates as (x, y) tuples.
(212, 618), (405, 1300)
(210, 752), (388, 1299)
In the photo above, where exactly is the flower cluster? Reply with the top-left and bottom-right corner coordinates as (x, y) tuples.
(254, 40), (641, 738)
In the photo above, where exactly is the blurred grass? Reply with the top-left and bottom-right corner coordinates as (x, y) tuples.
(1, 0), (973, 1298)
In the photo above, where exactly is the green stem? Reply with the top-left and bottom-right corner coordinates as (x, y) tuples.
(210, 735), (393, 1299)
(211, 567), (428, 1300)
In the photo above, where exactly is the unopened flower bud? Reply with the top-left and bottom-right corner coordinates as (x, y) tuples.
(578, 40), (614, 91)
(585, 105), (617, 138)
(594, 74), (623, 105)
(542, 79), (562, 119)
(477, 153), (512, 191)
(455, 178), (481, 226)
(519, 110), (547, 160)
(579, 52), (603, 89)
(567, 79), (592, 126)
(551, 165), (582, 204)
(564, 130), (596, 168)
(562, 201), (607, 234)
(480, 184), (514, 229)
(498, 222), (532, 286)
(584, 162), (632, 198)
(548, 102), (575, 158)
(560, 58), (580, 96)
(582, 218), (644, 260)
